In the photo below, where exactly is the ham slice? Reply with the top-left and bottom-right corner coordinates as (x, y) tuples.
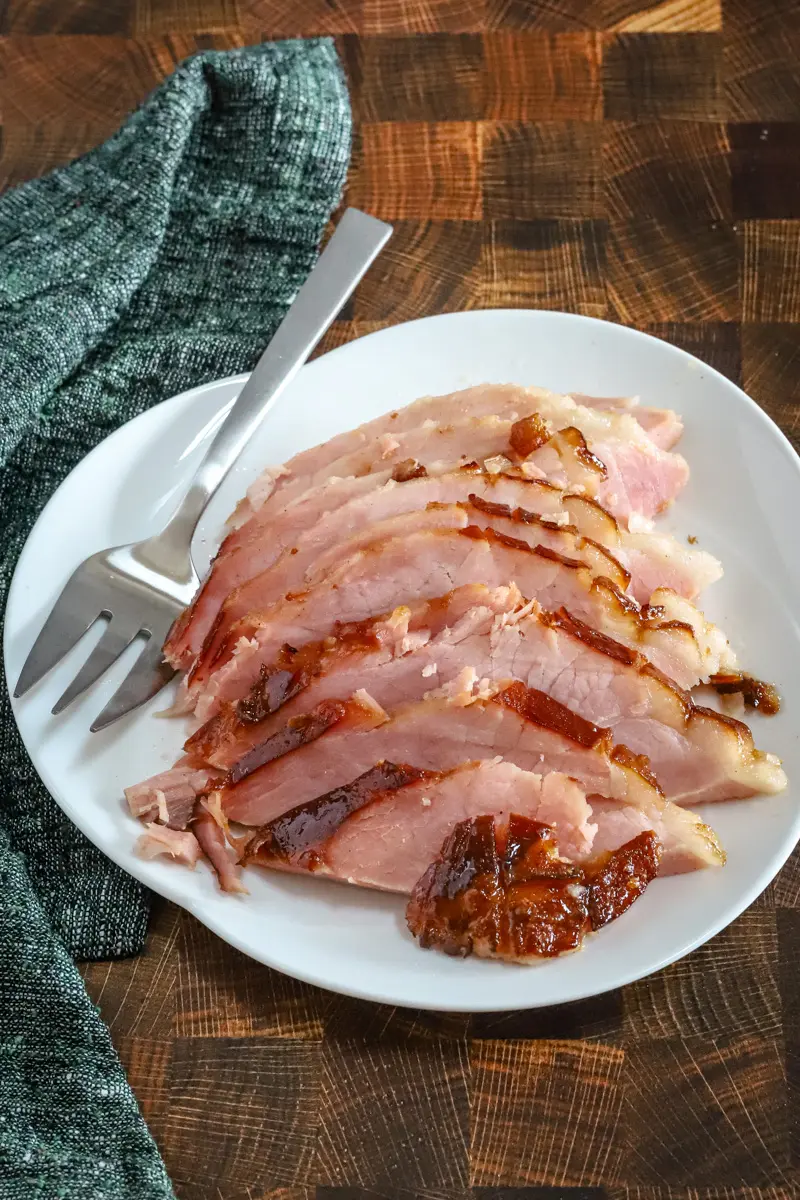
(125, 765), (215, 829)
(197, 475), (721, 664)
(186, 585), (521, 766)
(193, 807), (246, 893)
(219, 681), (725, 874)
(241, 757), (719, 884)
(407, 818), (662, 960)
(237, 383), (688, 525)
(570, 394), (684, 451)
(188, 598), (784, 807)
(188, 526), (733, 720)
(167, 416), (606, 672)
(168, 463), (715, 671)
(195, 500), (631, 673)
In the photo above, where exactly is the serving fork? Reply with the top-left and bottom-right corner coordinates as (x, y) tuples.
(13, 208), (392, 731)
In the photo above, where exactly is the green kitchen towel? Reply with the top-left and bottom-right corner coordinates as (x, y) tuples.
(0, 39), (351, 1198)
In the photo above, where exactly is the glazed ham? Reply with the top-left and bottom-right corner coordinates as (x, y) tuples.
(570, 394), (684, 451)
(241, 760), (698, 892)
(167, 464), (716, 671)
(187, 524), (733, 721)
(124, 380), (787, 957)
(236, 383), (688, 526)
(406, 818), (663, 960)
(218, 681), (725, 874)
(196, 475), (721, 663)
(243, 761), (599, 876)
(187, 596), (784, 807)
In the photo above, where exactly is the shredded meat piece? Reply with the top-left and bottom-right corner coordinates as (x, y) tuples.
(392, 458), (428, 482)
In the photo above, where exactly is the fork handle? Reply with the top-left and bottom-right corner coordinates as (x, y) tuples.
(155, 208), (392, 555)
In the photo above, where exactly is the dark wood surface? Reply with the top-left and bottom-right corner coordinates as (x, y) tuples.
(2, 2), (799, 1196)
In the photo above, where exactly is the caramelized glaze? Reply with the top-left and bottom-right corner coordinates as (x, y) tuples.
(407, 815), (663, 961)
(226, 700), (349, 786)
(709, 673), (781, 715)
(392, 459), (428, 482)
(244, 761), (434, 869)
(555, 426), (607, 475)
(495, 679), (613, 752)
(509, 413), (552, 458)
(586, 831), (661, 929)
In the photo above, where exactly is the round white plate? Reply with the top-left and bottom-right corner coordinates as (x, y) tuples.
(6, 310), (800, 1011)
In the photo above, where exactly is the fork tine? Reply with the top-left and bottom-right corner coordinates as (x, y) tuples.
(51, 619), (139, 715)
(89, 637), (177, 732)
(14, 572), (102, 698)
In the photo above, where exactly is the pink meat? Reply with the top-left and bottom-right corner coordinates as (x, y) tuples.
(320, 764), (598, 882)
(240, 383), (686, 522)
(238, 740), (721, 879)
(189, 526), (727, 720)
(218, 682), (656, 819)
(136, 823), (202, 867)
(125, 765), (215, 829)
(171, 466), (719, 675)
(571, 394), (684, 451)
(192, 600), (784, 808)
(166, 472), (393, 669)
(193, 809), (246, 894)
(197, 500), (632, 672)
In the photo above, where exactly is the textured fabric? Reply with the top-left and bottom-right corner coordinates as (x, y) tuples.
(0, 40), (351, 1198)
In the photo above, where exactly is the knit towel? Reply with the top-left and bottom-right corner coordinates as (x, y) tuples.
(0, 40), (351, 1197)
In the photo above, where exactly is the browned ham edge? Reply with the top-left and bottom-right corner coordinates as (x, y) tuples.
(406, 817), (663, 961)
(243, 762), (436, 870)
(226, 695), (382, 787)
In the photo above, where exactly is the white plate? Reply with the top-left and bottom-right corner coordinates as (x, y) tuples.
(6, 310), (800, 1012)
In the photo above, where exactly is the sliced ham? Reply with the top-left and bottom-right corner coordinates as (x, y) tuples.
(218, 680), (725, 874)
(136, 823), (202, 867)
(237, 383), (687, 525)
(188, 525), (733, 720)
(199, 476), (721, 661)
(166, 471), (394, 670)
(167, 462), (719, 672)
(186, 585), (521, 766)
(570, 394), (684, 451)
(241, 757), (719, 885)
(195, 500), (631, 672)
(188, 598), (783, 807)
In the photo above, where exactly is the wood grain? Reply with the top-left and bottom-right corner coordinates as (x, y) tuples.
(607, 216), (738, 322)
(349, 122), (482, 219)
(483, 121), (603, 219)
(742, 220), (800, 322)
(481, 219), (607, 314)
(484, 33), (602, 121)
(724, 0), (800, 121)
(470, 1039), (626, 1185)
(2, 5), (799, 1197)
(623, 1035), (789, 1185)
(603, 33), (725, 120)
(604, 121), (731, 223)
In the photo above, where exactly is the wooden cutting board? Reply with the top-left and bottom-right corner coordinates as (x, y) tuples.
(1, 0), (798, 1194)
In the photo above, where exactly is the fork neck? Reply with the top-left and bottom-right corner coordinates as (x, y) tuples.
(143, 480), (209, 581)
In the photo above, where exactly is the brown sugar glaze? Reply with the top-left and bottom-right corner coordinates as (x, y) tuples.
(407, 815), (662, 961)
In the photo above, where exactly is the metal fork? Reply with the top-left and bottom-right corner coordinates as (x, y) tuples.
(13, 208), (393, 731)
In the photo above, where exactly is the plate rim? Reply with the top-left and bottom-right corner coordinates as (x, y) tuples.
(6, 307), (800, 1012)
